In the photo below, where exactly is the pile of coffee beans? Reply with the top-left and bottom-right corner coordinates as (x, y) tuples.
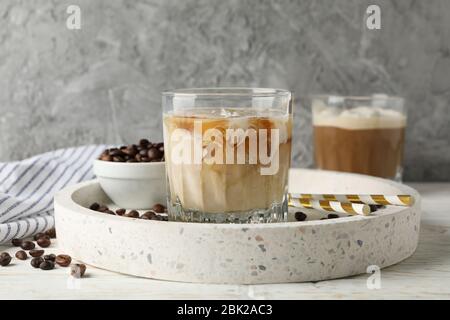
(0, 228), (86, 277)
(98, 139), (164, 163)
(89, 202), (168, 221)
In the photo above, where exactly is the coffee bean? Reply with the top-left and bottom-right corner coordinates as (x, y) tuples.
(140, 157), (150, 162)
(152, 203), (166, 213)
(0, 252), (12, 266)
(33, 233), (46, 241)
(123, 148), (137, 157)
(29, 249), (44, 257)
(139, 139), (150, 146)
(369, 204), (384, 212)
(115, 208), (126, 216)
(151, 215), (163, 221)
(139, 149), (148, 156)
(31, 257), (44, 268)
(89, 203), (100, 211)
(126, 210), (139, 218)
(140, 211), (156, 220)
(135, 154), (142, 162)
(98, 206), (109, 212)
(105, 210), (115, 215)
(45, 227), (57, 239)
(109, 149), (123, 157)
(294, 212), (307, 221)
(100, 154), (112, 161)
(21, 241), (35, 250)
(320, 218), (328, 220)
(71, 264), (87, 278)
(11, 238), (22, 247)
(39, 260), (55, 270)
(327, 214), (340, 219)
(147, 147), (163, 160)
(112, 156), (125, 162)
(44, 254), (56, 262)
(15, 250), (28, 260)
(55, 254), (72, 267)
(37, 236), (51, 248)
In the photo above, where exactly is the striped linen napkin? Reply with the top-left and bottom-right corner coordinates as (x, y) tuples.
(0, 145), (106, 244)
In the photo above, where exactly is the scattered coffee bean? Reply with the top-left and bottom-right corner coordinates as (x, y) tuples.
(44, 254), (56, 262)
(98, 205), (109, 212)
(15, 250), (28, 260)
(320, 218), (328, 220)
(140, 211), (156, 220)
(21, 240), (35, 250)
(126, 210), (139, 218)
(89, 203), (100, 211)
(29, 249), (45, 257)
(294, 212), (307, 221)
(99, 140), (164, 163)
(115, 208), (126, 216)
(369, 204), (384, 212)
(151, 214), (163, 221)
(327, 214), (340, 219)
(90, 202), (169, 222)
(11, 238), (22, 247)
(31, 257), (44, 268)
(45, 228), (57, 239)
(71, 264), (87, 278)
(0, 252), (12, 266)
(152, 203), (166, 214)
(39, 260), (55, 270)
(33, 233), (46, 241)
(55, 254), (72, 267)
(37, 236), (51, 248)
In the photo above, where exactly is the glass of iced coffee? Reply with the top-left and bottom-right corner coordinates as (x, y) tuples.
(311, 94), (406, 181)
(162, 88), (292, 223)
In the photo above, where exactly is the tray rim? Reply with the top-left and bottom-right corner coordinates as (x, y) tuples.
(54, 168), (421, 230)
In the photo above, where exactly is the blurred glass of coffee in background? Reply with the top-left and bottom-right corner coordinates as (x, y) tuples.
(311, 94), (406, 181)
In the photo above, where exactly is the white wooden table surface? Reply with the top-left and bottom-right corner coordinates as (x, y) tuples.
(1, 182), (449, 300)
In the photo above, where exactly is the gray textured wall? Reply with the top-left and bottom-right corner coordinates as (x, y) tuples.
(0, 0), (449, 181)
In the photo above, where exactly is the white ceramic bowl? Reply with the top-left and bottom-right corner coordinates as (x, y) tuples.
(92, 160), (166, 209)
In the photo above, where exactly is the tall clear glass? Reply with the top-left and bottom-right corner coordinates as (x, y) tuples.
(162, 88), (293, 223)
(311, 94), (406, 181)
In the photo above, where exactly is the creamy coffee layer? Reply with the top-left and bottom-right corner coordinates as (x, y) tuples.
(313, 106), (406, 129)
(163, 108), (292, 213)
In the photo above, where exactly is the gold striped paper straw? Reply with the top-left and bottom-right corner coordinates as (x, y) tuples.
(291, 193), (414, 207)
(288, 196), (371, 216)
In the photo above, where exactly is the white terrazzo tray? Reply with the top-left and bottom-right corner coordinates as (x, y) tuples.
(54, 168), (421, 284)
